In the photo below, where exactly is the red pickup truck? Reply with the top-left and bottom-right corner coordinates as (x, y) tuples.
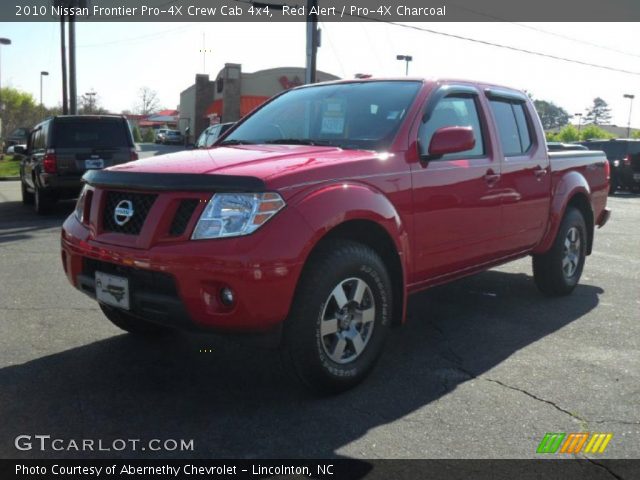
(61, 79), (610, 392)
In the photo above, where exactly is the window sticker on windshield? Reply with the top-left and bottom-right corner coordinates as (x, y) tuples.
(387, 111), (400, 120)
(321, 100), (347, 135)
(321, 116), (345, 134)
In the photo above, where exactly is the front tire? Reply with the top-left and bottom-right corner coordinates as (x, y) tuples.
(533, 207), (587, 296)
(99, 304), (169, 335)
(282, 240), (392, 394)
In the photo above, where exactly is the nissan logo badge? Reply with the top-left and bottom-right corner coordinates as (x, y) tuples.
(114, 200), (134, 226)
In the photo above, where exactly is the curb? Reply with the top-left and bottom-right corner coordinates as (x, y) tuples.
(0, 176), (19, 181)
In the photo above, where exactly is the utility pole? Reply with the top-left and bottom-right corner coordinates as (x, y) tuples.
(68, 15), (77, 114)
(60, 16), (68, 114)
(305, 0), (319, 84)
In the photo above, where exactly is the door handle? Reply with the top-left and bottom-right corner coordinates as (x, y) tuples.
(534, 166), (548, 178)
(484, 169), (500, 186)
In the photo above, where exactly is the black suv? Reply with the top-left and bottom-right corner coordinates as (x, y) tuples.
(580, 139), (640, 194)
(18, 115), (137, 214)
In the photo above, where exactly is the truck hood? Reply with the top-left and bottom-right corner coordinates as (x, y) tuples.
(108, 145), (385, 190)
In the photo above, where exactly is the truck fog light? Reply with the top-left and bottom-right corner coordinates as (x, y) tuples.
(220, 287), (235, 306)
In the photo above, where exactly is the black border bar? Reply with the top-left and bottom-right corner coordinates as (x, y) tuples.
(2, 459), (639, 480)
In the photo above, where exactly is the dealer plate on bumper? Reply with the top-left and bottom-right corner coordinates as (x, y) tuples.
(95, 271), (130, 310)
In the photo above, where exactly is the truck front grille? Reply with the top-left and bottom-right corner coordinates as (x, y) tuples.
(169, 199), (200, 236)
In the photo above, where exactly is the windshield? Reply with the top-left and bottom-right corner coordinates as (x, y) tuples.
(222, 81), (421, 151)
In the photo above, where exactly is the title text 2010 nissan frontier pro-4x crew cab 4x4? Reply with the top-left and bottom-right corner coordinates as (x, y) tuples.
(61, 79), (611, 393)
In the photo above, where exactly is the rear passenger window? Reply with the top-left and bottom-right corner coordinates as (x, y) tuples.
(420, 95), (485, 158)
(490, 100), (533, 156)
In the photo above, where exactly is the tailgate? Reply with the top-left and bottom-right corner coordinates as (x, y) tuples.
(56, 147), (132, 175)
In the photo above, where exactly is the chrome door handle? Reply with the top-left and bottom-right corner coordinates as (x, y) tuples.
(484, 169), (500, 185)
(534, 167), (548, 178)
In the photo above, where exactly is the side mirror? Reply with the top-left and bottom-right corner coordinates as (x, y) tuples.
(422, 126), (475, 161)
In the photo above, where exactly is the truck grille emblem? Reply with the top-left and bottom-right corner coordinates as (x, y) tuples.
(114, 200), (134, 226)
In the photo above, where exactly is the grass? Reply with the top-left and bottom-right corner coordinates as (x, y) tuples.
(0, 155), (20, 177)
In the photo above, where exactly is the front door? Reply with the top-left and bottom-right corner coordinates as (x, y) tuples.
(411, 88), (503, 282)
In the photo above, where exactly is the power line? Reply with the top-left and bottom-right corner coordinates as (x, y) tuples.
(78, 23), (196, 48)
(350, 18), (640, 77)
(510, 22), (640, 59)
(447, 3), (640, 58)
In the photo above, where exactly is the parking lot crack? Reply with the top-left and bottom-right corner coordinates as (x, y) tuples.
(484, 377), (587, 423)
(581, 456), (626, 480)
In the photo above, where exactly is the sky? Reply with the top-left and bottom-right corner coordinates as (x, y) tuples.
(1, 21), (639, 126)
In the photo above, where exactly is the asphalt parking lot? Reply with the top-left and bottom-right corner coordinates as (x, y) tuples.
(0, 173), (638, 461)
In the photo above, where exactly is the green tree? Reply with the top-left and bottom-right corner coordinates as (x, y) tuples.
(534, 100), (570, 130)
(545, 131), (560, 142)
(142, 128), (155, 143)
(557, 125), (580, 142)
(584, 97), (612, 125)
(131, 125), (142, 143)
(632, 130), (640, 139)
(0, 87), (42, 140)
(579, 124), (614, 141)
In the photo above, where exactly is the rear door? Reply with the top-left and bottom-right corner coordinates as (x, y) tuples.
(487, 92), (551, 252)
(51, 118), (133, 176)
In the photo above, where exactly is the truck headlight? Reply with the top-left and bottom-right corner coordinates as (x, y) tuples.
(191, 192), (285, 240)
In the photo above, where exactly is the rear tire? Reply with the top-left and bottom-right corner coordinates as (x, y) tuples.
(282, 240), (392, 394)
(21, 180), (34, 205)
(533, 207), (587, 296)
(99, 304), (169, 335)
(34, 184), (54, 215)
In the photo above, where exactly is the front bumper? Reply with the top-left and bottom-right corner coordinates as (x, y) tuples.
(61, 209), (311, 334)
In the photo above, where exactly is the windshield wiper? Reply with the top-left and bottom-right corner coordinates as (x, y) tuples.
(218, 139), (255, 146)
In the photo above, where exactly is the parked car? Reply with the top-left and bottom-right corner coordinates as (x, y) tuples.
(547, 142), (588, 152)
(580, 139), (640, 193)
(195, 123), (235, 149)
(155, 128), (169, 144)
(61, 79), (610, 393)
(163, 130), (184, 145)
(19, 115), (137, 214)
(3, 127), (30, 152)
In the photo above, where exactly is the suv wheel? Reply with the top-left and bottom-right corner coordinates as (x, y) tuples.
(533, 207), (587, 296)
(282, 240), (392, 394)
(21, 180), (34, 205)
(34, 185), (54, 215)
(99, 304), (169, 335)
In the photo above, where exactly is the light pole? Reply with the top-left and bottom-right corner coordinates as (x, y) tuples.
(396, 54), (413, 76)
(84, 90), (96, 114)
(0, 38), (11, 132)
(624, 94), (635, 138)
(574, 113), (583, 134)
(40, 71), (49, 108)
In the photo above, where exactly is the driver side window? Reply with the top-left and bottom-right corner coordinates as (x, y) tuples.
(419, 96), (485, 158)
